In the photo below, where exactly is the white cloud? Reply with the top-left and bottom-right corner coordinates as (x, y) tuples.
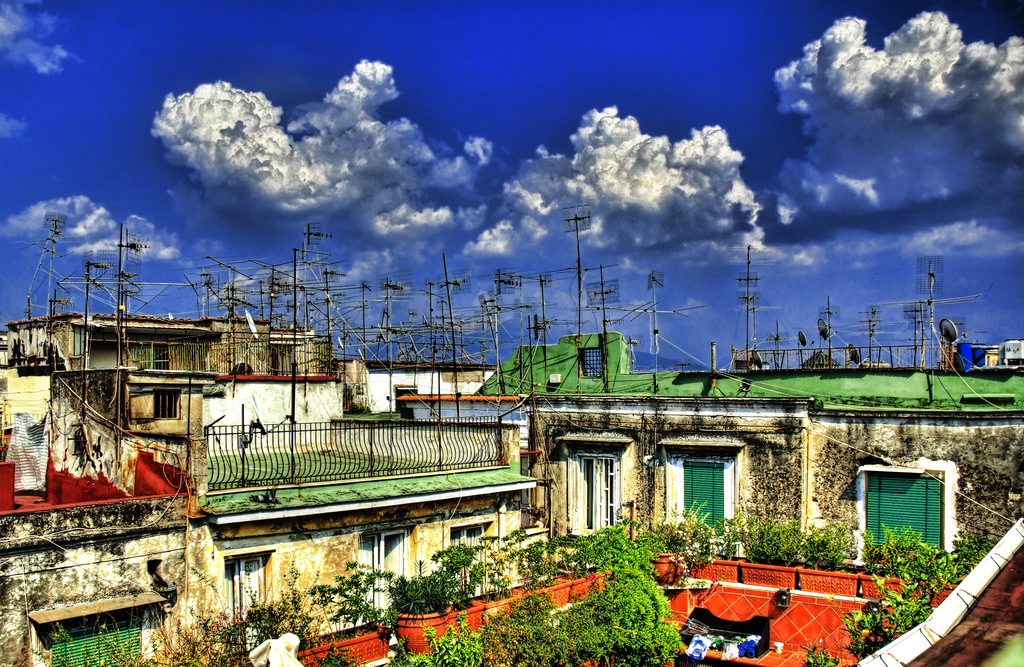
(0, 111), (24, 137)
(152, 60), (489, 245)
(906, 219), (1024, 258)
(0, 0), (70, 74)
(2, 196), (180, 259)
(776, 12), (1024, 215)
(466, 106), (760, 260)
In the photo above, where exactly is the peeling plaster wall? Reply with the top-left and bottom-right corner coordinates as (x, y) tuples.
(186, 492), (521, 626)
(533, 396), (811, 536)
(809, 412), (1024, 546)
(48, 370), (194, 500)
(0, 497), (187, 667)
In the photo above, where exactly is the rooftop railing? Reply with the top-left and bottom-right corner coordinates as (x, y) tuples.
(204, 418), (507, 491)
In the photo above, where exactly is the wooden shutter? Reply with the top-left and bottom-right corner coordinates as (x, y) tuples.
(866, 472), (942, 545)
(684, 460), (725, 524)
(50, 618), (141, 667)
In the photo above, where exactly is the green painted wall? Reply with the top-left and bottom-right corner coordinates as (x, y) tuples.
(480, 333), (1024, 412)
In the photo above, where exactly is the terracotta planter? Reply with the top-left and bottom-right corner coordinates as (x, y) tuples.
(799, 568), (859, 597)
(652, 555), (685, 586)
(859, 574), (904, 599)
(711, 559), (740, 583)
(299, 626), (390, 667)
(394, 610), (453, 653)
(741, 562), (798, 588)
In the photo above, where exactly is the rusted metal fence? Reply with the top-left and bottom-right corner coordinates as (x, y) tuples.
(129, 339), (334, 376)
(204, 419), (506, 491)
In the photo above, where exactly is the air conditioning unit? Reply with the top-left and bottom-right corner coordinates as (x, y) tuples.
(548, 373), (562, 384)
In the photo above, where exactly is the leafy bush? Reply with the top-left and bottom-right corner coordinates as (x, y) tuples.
(802, 523), (851, 570)
(952, 532), (991, 576)
(843, 580), (932, 659)
(712, 515), (744, 559)
(571, 524), (657, 575)
(399, 612), (483, 667)
(863, 526), (960, 600)
(430, 543), (485, 611)
(311, 562), (394, 630)
(572, 568), (683, 667)
(742, 516), (804, 566)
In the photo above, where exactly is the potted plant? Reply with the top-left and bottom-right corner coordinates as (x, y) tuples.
(800, 523), (858, 596)
(644, 508), (716, 586)
(389, 561), (460, 653)
(307, 563), (394, 664)
(740, 516), (803, 588)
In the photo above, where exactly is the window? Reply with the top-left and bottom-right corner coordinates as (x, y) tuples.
(47, 616), (143, 667)
(225, 554), (266, 618)
(72, 326), (86, 356)
(153, 390), (180, 419)
(579, 348), (603, 377)
(666, 456), (735, 524)
(360, 530), (407, 608)
(451, 524), (486, 546)
(865, 471), (943, 546)
(571, 453), (619, 532)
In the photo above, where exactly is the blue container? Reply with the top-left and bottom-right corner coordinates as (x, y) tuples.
(957, 343), (973, 371)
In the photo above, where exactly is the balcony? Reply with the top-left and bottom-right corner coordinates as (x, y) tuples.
(204, 418), (508, 492)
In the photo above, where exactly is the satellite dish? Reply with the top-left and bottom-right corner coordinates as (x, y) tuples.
(817, 318), (830, 341)
(245, 309), (259, 340)
(848, 344), (861, 365)
(952, 350), (965, 373)
(750, 350), (763, 369)
(798, 330), (807, 347)
(939, 318), (958, 343)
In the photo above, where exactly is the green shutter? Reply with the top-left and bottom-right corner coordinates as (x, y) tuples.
(867, 472), (942, 546)
(683, 460), (725, 524)
(51, 618), (141, 667)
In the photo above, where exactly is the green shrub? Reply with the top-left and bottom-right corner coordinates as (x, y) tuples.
(952, 532), (991, 576)
(643, 508), (716, 576)
(310, 562), (394, 630)
(742, 516), (803, 566)
(843, 580), (932, 659)
(802, 523), (851, 570)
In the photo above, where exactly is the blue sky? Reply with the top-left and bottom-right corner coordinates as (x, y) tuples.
(1, 1), (1023, 369)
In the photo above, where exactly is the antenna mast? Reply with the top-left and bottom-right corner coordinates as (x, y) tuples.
(563, 205), (591, 340)
(737, 245), (760, 367)
(917, 256), (943, 368)
(27, 211), (66, 319)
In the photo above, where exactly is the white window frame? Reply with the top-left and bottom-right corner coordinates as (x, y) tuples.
(225, 553), (268, 618)
(665, 454), (735, 521)
(569, 450), (621, 534)
(450, 523), (488, 547)
(360, 529), (408, 609)
(856, 462), (957, 554)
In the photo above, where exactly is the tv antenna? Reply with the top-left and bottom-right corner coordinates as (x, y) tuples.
(26, 211), (66, 319)
(376, 270), (412, 364)
(917, 255), (943, 368)
(648, 270), (664, 373)
(586, 267), (618, 392)
(818, 297), (838, 368)
(563, 204), (592, 340)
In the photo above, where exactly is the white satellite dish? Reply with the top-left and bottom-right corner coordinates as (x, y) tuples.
(245, 309), (258, 340)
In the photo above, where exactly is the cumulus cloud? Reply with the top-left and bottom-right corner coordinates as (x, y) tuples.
(152, 60), (490, 250)
(0, 111), (25, 137)
(465, 106), (760, 262)
(776, 12), (1024, 217)
(2, 196), (180, 260)
(0, 0), (70, 74)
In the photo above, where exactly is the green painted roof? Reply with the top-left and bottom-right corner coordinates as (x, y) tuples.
(479, 333), (1024, 412)
(199, 465), (534, 518)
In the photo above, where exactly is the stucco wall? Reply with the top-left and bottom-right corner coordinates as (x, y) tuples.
(203, 377), (345, 426)
(365, 368), (489, 413)
(533, 396), (811, 537)
(809, 412), (1024, 549)
(0, 497), (187, 667)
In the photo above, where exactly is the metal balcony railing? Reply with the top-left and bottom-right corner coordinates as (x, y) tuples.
(204, 419), (506, 491)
